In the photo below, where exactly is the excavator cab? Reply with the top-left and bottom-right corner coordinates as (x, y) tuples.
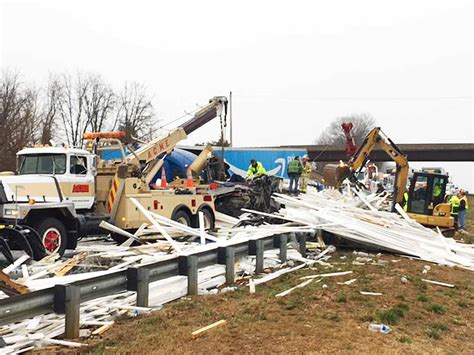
(406, 172), (454, 229)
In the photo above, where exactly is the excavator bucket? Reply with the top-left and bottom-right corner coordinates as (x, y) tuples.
(323, 163), (352, 187)
(0, 225), (46, 264)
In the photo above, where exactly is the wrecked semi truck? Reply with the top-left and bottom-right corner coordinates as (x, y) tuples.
(0, 96), (228, 262)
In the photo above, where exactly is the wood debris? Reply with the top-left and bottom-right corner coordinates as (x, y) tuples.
(0, 201), (317, 353)
(0, 270), (29, 296)
(360, 291), (383, 296)
(52, 252), (87, 277)
(275, 279), (317, 297)
(421, 279), (455, 288)
(301, 271), (353, 280)
(192, 320), (227, 338)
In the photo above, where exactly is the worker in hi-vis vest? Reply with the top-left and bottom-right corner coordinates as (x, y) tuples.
(449, 193), (460, 226)
(300, 155), (312, 193)
(458, 190), (469, 232)
(288, 156), (303, 194)
(246, 159), (266, 179)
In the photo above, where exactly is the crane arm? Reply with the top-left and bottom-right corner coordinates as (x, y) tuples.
(126, 96), (228, 167)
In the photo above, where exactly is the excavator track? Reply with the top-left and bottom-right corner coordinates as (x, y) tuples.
(0, 225), (46, 264)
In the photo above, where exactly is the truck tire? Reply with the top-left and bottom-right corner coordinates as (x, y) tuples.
(172, 209), (192, 227)
(33, 218), (67, 256)
(199, 208), (215, 230)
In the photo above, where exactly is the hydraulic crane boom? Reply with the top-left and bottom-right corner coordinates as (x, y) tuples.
(323, 127), (409, 210)
(127, 96), (228, 165)
(124, 96), (228, 185)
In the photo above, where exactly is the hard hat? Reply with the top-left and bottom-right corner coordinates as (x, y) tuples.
(303, 154), (309, 159)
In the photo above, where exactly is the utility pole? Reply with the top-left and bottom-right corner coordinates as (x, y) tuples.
(229, 91), (233, 147)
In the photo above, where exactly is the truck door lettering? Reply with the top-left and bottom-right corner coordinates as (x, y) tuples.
(72, 184), (90, 193)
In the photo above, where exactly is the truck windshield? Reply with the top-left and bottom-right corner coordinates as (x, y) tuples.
(18, 154), (66, 175)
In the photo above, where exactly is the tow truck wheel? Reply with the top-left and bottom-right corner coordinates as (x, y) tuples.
(34, 218), (67, 256)
(172, 210), (192, 227)
(200, 208), (215, 230)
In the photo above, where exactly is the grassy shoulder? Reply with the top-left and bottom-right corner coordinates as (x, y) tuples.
(86, 253), (473, 354)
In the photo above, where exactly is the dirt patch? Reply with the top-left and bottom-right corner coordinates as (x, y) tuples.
(84, 253), (473, 354)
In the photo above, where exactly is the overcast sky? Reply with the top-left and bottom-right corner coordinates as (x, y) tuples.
(1, 0), (473, 189)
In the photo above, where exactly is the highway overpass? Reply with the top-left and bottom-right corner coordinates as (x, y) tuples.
(277, 143), (474, 162)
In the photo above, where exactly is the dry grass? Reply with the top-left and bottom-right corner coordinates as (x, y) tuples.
(84, 253), (473, 354)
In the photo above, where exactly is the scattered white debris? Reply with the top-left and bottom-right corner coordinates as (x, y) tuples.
(337, 278), (357, 285)
(360, 291), (383, 296)
(192, 320), (227, 338)
(301, 271), (353, 280)
(421, 279), (455, 288)
(275, 279), (316, 297)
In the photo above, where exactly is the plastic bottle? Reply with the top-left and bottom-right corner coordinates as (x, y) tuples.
(368, 323), (391, 334)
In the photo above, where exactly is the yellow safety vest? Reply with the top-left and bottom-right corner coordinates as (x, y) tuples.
(246, 162), (266, 177)
(460, 196), (469, 210)
(449, 195), (460, 215)
(403, 192), (409, 212)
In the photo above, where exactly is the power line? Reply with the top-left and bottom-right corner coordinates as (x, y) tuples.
(237, 95), (474, 102)
(139, 104), (206, 140)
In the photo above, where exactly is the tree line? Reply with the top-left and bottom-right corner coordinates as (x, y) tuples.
(0, 70), (156, 171)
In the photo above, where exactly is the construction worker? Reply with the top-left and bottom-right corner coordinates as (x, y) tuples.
(403, 191), (409, 212)
(300, 155), (312, 193)
(458, 190), (469, 232)
(432, 183), (444, 208)
(288, 156), (303, 194)
(246, 159), (266, 179)
(449, 192), (460, 226)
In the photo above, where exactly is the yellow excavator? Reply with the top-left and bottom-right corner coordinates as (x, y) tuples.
(323, 127), (454, 232)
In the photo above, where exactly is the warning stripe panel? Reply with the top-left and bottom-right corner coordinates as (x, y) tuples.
(107, 176), (120, 213)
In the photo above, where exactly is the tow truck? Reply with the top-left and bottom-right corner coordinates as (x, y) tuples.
(0, 96), (228, 262)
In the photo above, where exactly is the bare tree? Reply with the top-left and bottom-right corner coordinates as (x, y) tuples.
(317, 113), (376, 147)
(38, 74), (62, 145)
(0, 71), (39, 171)
(114, 82), (155, 141)
(56, 72), (90, 147)
(83, 73), (115, 133)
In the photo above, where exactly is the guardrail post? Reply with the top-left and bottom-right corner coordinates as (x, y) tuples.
(179, 255), (198, 295)
(249, 239), (264, 274)
(299, 233), (307, 258)
(273, 234), (288, 263)
(127, 267), (150, 307)
(218, 246), (235, 285)
(317, 228), (324, 241)
(54, 284), (80, 339)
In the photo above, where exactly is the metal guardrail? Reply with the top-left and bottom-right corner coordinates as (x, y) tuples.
(0, 232), (311, 339)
